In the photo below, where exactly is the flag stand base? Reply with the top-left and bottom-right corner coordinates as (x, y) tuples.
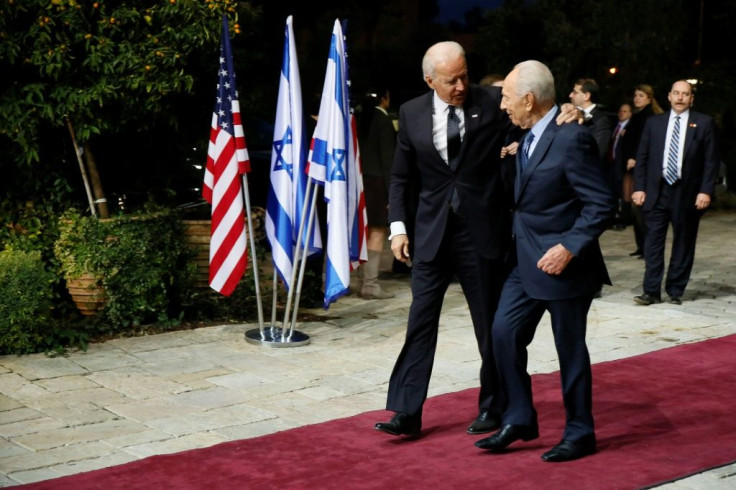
(244, 327), (310, 347)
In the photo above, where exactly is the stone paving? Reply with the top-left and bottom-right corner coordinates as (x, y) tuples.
(1, 211), (735, 488)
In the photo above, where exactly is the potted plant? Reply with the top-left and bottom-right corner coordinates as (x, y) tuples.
(54, 208), (194, 328)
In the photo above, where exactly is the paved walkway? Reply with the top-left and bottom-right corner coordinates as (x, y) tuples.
(1, 211), (735, 488)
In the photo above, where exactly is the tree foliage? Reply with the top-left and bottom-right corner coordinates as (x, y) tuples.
(472, 0), (707, 105)
(0, 0), (259, 166)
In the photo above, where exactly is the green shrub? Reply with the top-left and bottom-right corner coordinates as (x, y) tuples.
(55, 208), (195, 332)
(0, 250), (56, 354)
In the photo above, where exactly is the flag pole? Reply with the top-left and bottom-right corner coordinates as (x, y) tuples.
(270, 269), (279, 332)
(288, 178), (321, 338)
(241, 173), (265, 332)
(281, 176), (314, 338)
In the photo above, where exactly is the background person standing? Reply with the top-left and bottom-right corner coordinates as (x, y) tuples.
(620, 84), (664, 257)
(632, 80), (720, 306)
(357, 88), (397, 300)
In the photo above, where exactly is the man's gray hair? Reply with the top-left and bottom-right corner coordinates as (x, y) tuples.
(422, 41), (465, 80)
(513, 60), (556, 104)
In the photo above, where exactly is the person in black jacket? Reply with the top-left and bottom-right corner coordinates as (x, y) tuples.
(619, 84), (664, 256)
(357, 89), (396, 299)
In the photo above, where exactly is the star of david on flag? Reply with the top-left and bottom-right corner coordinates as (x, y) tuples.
(308, 19), (367, 309)
(265, 15), (321, 293)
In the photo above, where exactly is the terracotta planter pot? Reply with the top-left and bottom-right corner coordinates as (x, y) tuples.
(66, 274), (106, 316)
(180, 208), (266, 291)
(180, 220), (211, 290)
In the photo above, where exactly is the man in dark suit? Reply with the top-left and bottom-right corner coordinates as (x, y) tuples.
(475, 61), (615, 462)
(632, 80), (719, 306)
(569, 78), (612, 163)
(373, 41), (515, 438)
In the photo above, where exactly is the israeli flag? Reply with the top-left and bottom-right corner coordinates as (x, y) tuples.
(266, 16), (321, 291)
(308, 19), (354, 308)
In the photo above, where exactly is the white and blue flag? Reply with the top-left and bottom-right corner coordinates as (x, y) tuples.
(266, 16), (321, 291)
(308, 20), (367, 309)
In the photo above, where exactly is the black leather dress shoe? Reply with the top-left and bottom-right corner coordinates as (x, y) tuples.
(541, 437), (596, 462)
(629, 249), (643, 256)
(467, 409), (501, 435)
(668, 296), (682, 305)
(634, 293), (661, 306)
(375, 412), (421, 437)
(474, 424), (539, 451)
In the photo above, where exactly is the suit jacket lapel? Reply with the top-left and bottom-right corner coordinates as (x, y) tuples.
(654, 114), (668, 159)
(458, 91), (481, 167)
(682, 112), (698, 162)
(516, 107), (560, 202)
(413, 92), (443, 165)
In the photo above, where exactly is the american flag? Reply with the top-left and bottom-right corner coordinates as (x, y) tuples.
(202, 15), (249, 296)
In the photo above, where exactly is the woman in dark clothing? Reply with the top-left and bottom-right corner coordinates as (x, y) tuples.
(620, 84), (664, 256)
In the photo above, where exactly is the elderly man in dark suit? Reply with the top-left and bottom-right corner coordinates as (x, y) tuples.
(374, 43), (581, 439)
(373, 41), (515, 438)
(632, 80), (720, 306)
(475, 60), (615, 462)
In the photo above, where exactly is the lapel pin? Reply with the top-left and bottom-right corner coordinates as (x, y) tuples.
(471, 113), (479, 118)
(689, 123), (697, 127)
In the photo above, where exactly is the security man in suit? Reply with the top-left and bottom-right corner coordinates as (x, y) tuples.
(569, 78), (612, 163)
(632, 80), (720, 306)
(475, 60), (615, 462)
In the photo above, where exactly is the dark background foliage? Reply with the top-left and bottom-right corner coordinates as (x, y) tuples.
(2, 0), (734, 214)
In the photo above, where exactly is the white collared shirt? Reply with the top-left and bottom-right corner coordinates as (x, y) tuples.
(612, 119), (629, 157)
(662, 109), (690, 180)
(432, 91), (465, 164)
(526, 105), (557, 158)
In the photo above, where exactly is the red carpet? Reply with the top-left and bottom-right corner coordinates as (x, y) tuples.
(22, 335), (736, 489)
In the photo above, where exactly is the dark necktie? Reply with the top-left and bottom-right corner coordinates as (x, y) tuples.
(665, 116), (680, 185)
(447, 106), (461, 168)
(520, 132), (535, 171)
(447, 106), (462, 212)
(608, 123), (622, 161)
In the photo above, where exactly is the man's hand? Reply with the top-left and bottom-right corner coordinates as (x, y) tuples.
(695, 192), (711, 210)
(391, 234), (411, 264)
(626, 158), (636, 171)
(557, 103), (585, 125)
(501, 141), (519, 158)
(632, 191), (646, 207)
(537, 244), (573, 275)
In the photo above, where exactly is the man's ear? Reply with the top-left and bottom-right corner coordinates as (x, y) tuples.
(583, 91), (592, 103)
(425, 75), (435, 90)
(524, 93), (534, 111)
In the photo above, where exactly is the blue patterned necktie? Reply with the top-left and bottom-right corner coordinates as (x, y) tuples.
(520, 132), (535, 171)
(665, 116), (680, 185)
